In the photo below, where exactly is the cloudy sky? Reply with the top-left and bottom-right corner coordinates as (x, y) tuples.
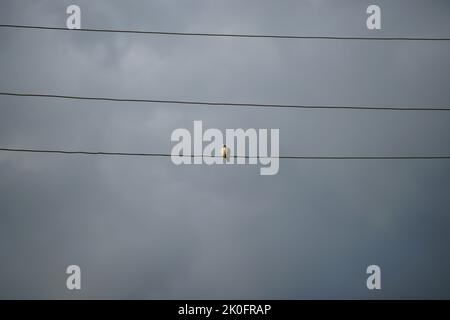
(1, 0), (450, 299)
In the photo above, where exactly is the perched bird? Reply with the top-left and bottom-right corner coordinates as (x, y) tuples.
(221, 144), (230, 159)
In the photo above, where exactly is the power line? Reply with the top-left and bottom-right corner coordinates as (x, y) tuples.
(1, 92), (450, 112)
(1, 148), (450, 160)
(1, 24), (450, 41)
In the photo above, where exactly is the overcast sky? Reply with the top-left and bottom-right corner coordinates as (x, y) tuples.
(1, 0), (450, 299)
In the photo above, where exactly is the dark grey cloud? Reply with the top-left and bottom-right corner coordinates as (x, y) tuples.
(0, 0), (450, 299)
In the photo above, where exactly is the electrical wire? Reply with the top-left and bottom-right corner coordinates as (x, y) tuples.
(1, 24), (450, 41)
(1, 92), (450, 112)
(1, 148), (449, 160)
